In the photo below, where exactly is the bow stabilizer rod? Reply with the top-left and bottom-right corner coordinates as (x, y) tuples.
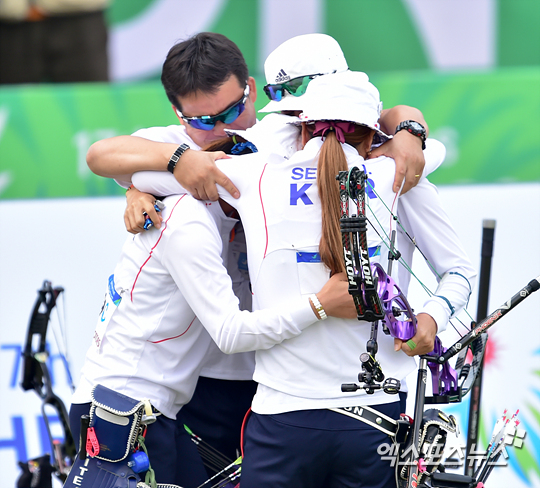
(439, 275), (540, 364)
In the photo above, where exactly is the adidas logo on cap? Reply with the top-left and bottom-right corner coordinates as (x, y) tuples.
(275, 69), (290, 83)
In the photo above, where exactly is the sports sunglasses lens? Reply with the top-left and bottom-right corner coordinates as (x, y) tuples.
(188, 119), (215, 131)
(222, 102), (245, 124)
(265, 85), (283, 102)
(285, 76), (311, 96)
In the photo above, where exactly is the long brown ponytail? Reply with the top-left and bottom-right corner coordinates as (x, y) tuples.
(314, 124), (373, 275)
(317, 130), (348, 275)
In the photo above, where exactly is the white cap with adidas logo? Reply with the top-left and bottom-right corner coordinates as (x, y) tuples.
(259, 33), (349, 113)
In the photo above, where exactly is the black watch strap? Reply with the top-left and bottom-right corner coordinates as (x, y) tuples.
(167, 143), (190, 174)
(395, 120), (426, 150)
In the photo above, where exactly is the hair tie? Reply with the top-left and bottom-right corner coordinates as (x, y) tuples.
(312, 121), (356, 143)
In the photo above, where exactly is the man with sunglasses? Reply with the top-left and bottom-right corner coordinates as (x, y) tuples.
(89, 33), (429, 224)
(86, 31), (431, 473)
(88, 31), (258, 207)
(84, 33), (263, 480)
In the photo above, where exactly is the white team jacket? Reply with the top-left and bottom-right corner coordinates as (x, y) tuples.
(133, 136), (476, 414)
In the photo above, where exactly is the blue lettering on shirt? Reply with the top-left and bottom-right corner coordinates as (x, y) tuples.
(362, 165), (377, 199)
(290, 184), (313, 205)
(291, 168), (304, 180)
(291, 167), (317, 180)
(305, 167), (317, 180)
(366, 178), (377, 199)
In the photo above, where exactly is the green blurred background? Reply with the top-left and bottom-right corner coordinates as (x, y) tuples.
(0, 0), (538, 199)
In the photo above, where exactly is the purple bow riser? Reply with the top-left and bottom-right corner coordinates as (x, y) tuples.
(371, 263), (417, 340)
(427, 337), (458, 396)
(367, 263), (458, 396)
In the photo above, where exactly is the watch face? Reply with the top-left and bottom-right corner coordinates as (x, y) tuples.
(396, 121), (426, 146)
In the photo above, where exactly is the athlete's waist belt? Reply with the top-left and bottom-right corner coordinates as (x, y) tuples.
(328, 405), (410, 443)
(329, 405), (458, 458)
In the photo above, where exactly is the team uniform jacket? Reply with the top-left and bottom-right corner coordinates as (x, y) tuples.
(133, 136), (476, 415)
(72, 131), (322, 419)
(115, 124), (257, 383)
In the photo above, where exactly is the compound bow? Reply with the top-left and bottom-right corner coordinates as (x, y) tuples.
(21, 280), (76, 482)
(336, 165), (540, 488)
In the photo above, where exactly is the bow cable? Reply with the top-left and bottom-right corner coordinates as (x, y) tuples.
(362, 178), (475, 337)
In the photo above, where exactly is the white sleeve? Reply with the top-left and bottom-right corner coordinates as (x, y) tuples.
(114, 177), (132, 190)
(132, 170), (185, 197)
(160, 203), (317, 353)
(131, 126), (198, 147)
(215, 153), (283, 206)
(398, 179), (477, 332)
(131, 151), (272, 200)
(422, 138), (446, 178)
(130, 125), (201, 194)
(131, 148), (276, 200)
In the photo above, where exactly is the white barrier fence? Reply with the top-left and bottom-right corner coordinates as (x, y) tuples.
(1, 183), (539, 487)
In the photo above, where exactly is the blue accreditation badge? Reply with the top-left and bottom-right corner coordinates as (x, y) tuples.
(108, 274), (122, 305)
(94, 275), (122, 350)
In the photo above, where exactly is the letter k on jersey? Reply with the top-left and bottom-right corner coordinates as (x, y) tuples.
(290, 183), (313, 205)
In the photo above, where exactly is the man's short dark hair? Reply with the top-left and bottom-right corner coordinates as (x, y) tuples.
(161, 32), (249, 111)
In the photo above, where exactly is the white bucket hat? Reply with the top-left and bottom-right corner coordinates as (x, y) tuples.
(259, 33), (349, 113)
(290, 71), (392, 143)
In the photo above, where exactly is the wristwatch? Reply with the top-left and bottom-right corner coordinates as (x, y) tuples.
(395, 120), (426, 150)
